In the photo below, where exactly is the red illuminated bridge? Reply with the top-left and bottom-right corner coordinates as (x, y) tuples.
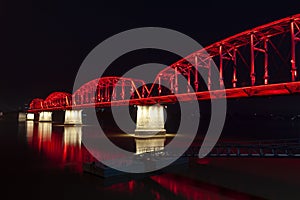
(27, 14), (300, 128)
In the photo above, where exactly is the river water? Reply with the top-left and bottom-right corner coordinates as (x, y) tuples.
(1, 114), (300, 199)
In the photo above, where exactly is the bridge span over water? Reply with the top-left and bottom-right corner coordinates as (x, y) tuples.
(27, 14), (300, 131)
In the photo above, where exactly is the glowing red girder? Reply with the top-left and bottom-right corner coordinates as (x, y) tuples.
(29, 98), (44, 110)
(156, 14), (300, 90)
(28, 81), (300, 112)
(44, 92), (72, 108)
(27, 14), (300, 112)
(29, 92), (72, 110)
(72, 76), (149, 105)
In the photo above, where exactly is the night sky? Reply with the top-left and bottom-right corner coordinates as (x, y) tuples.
(1, 0), (300, 111)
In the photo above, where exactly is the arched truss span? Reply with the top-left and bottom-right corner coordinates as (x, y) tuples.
(72, 76), (149, 105)
(43, 92), (72, 108)
(29, 98), (44, 110)
(151, 14), (300, 96)
(28, 14), (300, 110)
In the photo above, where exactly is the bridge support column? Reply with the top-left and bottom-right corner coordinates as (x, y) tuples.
(26, 113), (35, 121)
(64, 110), (82, 125)
(39, 111), (52, 122)
(135, 105), (166, 136)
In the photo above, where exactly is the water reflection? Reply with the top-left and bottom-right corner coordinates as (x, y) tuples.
(64, 126), (82, 147)
(62, 126), (83, 169)
(38, 122), (52, 142)
(25, 123), (89, 171)
(150, 174), (256, 200)
(106, 174), (256, 200)
(22, 124), (260, 199)
(36, 122), (53, 155)
(25, 121), (34, 144)
(135, 136), (166, 154)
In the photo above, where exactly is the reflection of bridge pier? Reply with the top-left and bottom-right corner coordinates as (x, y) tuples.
(37, 122), (52, 143)
(63, 126), (82, 167)
(135, 135), (166, 154)
(25, 121), (34, 144)
(63, 126), (82, 146)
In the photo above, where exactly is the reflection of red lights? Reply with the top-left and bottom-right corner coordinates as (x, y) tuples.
(105, 180), (137, 193)
(28, 124), (94, 172)
(196, 158), (210, 165)
(152, 191), (161, 200)
(151, 174), (256, 200)
(128, 180), (134, 192)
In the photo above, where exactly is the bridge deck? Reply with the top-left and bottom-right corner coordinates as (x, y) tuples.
(28, 81), (300, 112)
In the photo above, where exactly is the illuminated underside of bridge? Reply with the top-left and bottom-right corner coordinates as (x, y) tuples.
(28, 81), (300, 112)
(28, 14), (300, 112)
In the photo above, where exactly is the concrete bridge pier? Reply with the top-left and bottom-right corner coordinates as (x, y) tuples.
(134, 104), (166, 136)
(39, 111), (52, 122)
(64, 110), (82, 125)
(26, 113), (35, 121)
